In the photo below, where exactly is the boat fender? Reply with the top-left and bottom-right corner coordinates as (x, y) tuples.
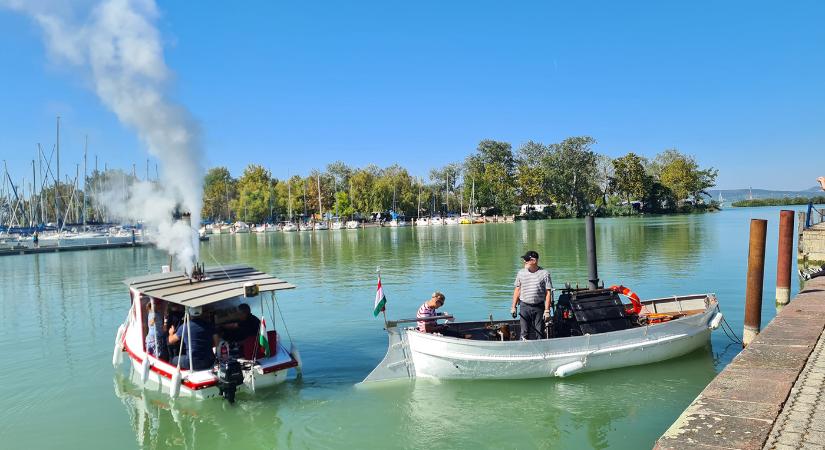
(140, 357), (151, 384)
(112, 324), (126, 367)
(609, 285), (643, 315)
(290, 343), (303, 379)
(554, 360), (585, 378)
(709, 312), (724, 330)
(170, 369), (182, 399)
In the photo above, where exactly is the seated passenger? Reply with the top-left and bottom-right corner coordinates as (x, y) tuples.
(165, 304), (185, 358)
(145, 299), (168, 360)
(168, 306), (218, 371)
(416, 292), (465, 338)
(220, 303), (261, 342)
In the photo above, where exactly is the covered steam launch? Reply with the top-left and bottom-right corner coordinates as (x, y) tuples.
(113, 264), (302, 401)
(364, 216), (723, 382)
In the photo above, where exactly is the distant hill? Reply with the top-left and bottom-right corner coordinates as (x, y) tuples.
(708, 188), (824, 203)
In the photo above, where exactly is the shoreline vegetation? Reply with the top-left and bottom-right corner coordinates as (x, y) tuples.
(732, 196), (825, 208)
(203, 137), (719, 223)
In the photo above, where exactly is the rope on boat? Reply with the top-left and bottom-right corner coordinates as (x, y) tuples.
(715, 305), (744, 345)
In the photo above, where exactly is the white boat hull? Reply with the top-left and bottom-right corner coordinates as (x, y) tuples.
(364, 294), (720, 382)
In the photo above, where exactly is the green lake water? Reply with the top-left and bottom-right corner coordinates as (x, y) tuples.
(0, 206), (806, 449)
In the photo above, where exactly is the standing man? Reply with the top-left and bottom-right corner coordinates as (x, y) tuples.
(511, 250), (554, 340)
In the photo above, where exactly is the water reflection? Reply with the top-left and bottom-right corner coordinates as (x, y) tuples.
(113, 371), (296, 450)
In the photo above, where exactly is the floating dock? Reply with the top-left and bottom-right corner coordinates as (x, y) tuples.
(0, 241), (147, 256)
(655, 276), (825, 449)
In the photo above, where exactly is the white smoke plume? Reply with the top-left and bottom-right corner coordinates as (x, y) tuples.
(2, 0), (203, 273)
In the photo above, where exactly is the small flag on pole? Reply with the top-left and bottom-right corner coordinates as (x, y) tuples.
(258, 318), (270, 357)
(373, 274), (387, 317)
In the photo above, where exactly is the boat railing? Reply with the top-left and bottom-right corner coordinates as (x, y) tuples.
(387, 315), (454, 328)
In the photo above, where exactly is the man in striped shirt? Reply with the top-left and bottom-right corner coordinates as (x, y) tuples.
(511, 250), (554, 340)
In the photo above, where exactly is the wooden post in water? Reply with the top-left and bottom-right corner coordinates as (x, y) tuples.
(743, 219), (767, 347)
(776, 210), (794, 308)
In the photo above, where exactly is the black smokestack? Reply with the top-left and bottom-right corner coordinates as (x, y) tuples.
(585, 215), (599, 290)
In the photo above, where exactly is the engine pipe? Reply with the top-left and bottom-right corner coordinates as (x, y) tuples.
(585, 215), (599, 290)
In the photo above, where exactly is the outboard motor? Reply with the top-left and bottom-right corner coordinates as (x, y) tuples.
(217, 359), (244, 403)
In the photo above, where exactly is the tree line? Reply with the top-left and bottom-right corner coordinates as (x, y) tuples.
(203, 137), (718, 224)
(732, 196), (825, 208)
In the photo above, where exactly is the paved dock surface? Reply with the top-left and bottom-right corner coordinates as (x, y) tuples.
(655, 276), (825, 449)
(0, 241), (146, 256)
(763, 328), (825, 449)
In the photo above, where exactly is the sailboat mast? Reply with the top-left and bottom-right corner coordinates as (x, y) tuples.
(55, 116), (60, 226)
(83, 136), (87, 227)
(317, 173), (323, 221)
(471, 178), (475, 216)
(31, 159), (37, 226)
(287, 177), (292, 220)
(417, 178), (421, 220)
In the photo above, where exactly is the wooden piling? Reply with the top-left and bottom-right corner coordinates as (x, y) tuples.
(776, 210), (794, 308)
(744, 219), (767, 346)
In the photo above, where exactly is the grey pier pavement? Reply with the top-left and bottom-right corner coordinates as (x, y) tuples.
(655, 276), (825, 449)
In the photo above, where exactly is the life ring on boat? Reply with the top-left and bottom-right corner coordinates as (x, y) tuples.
(609, 285), (642, 315)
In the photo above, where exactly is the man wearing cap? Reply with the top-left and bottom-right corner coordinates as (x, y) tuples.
(168, 306), (218, 371)
(511, 250), (554, 340)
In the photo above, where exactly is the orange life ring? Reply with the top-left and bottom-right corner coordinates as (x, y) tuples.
(609, 285), (642, 315)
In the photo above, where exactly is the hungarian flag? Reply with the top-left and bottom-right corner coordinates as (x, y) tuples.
(258, 318), (270, 357)
(373, 275), (387, 317)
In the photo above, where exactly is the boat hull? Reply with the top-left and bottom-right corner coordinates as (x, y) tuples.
(364, 294), (720, 382)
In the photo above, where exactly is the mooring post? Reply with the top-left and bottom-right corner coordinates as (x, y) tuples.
(776, 210), (794, 308)
(585, 215), (599, 290)
(743, 219), (767, 347)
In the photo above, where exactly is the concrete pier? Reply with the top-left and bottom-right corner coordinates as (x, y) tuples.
(0, 241), (146, 256)
(655, 276), (825, 449)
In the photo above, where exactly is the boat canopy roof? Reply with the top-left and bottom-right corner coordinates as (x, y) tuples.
(124, 265), (295, 307)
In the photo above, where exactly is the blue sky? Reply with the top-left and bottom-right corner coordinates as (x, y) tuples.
(1, 0), (823, 190)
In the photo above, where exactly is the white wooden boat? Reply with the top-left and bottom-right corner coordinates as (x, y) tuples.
(253, 224), (267, 233)
(281, 222), (298, 232)
(264, 223), (278, 233)
(364, 291), (722, 382)
(430, 217), (444, 226)
(314, 221), (329, 231)
(113, 265), (302, 402)
(298, 222), (313, 232)
(345, 220), (360, 229)
(331, 221), (344, 230)
(415, 218), (429, 227)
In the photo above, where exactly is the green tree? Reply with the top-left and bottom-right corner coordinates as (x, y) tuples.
(333, 191), (356, 218)
(544, 136), (600, 216)
(233, 164), (272, 223)
(327, 161), (353, 193)
(652, 149), (718, 203)
(349, 166), (379, 215)
(515, 141), (550, 204)
(464, 140), (517, 214)
(429, 163), (462, 213)
(202, 167), (236, 222)
(610, 153), (649, 204)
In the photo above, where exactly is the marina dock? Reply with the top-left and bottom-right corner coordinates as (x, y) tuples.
(655, 276), (825, 449)
(0, 240), (146, 256)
